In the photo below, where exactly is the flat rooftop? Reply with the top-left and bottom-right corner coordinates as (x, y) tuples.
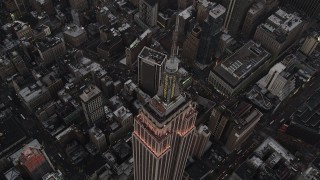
(179, 6), (193, 20)
(260, 9), (302, 38)
(19, 82), (48, 103)
(213, 41), (271, 88)
(36, 37), (63, 52)
(9, 139), (42, 166)
(209, 4), (226, 19)
(80, 85), (101, 103)
(291, 89), (320, 135)
(64, 24), (86, 37)
(138, 47), (167, 65)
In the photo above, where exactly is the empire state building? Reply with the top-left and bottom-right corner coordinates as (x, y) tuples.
(132, 16), (197, 180)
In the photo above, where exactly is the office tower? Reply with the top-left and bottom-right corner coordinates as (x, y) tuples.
(126, 29), (152, 68)
(139, 0), (158, 27)
(69, 0), (88, 10)
(190, 124), (211, 158)
(182, 26), (202, 65)
(89, 126), (107, 152)
(224, 103), (262, 151)
(80, 85), (105, 125)
(257, 62), (295, 101)
(36, 37), (67, 66)
(208, 41), (271, 97)
(242, 0), (279, 39)
(138, 46), (167, 96)
(254, 9), (303, 56)
(223, 0), (253, 36)
(92, 69), (107, 90)
(281, 0), (320, 18)
(242, 2), (267, 39)
(209, 101), (263, 151)
(208, 105), (228, 140)
(300, 33), (320, 56)
(63, 24), (88, 47)
(133, 16), (197, 180)
(176, 6), (194, 41)
(195, 0), (213, 22)
(19, 147), (53, 180)
(197, 4), (226, 65)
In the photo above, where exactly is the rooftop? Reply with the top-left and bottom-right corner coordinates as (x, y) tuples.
(233, 137), (296, 180)
(138, 47), (167, 65)
(213, 41), (271, 88)
(248, 2), (264, 15)
(113, 106), (132, 120)
(179, 6), (193, 20)
(36, 37), (64, 52)
(89, 126), (105, 139)
(19, 82), (48, 103)
(64, 24), (86, 37)
(9, 139), (42, 166)
(260, 9), (302, 40)
(290, 88), (320, 139)
(209, 4), (226, 19)
(79, 85), (101, 103)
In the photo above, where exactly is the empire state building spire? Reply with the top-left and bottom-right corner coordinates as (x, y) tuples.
(157, 15), (181, 104)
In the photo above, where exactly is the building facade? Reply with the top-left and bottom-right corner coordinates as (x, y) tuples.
(63, 24), (88, 47)
(37, 37), (67, 66)
(300, 32), (320, 56)
(223, 0), (253, 36)
(254, 9), (303, 56)
(139, 0), (158, 27)
(138, 47), (167, 97)
(190, 124), (211, 158)
(80, 85), (105, 125)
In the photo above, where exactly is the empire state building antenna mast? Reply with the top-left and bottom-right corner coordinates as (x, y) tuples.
(170, 14), (180, 59)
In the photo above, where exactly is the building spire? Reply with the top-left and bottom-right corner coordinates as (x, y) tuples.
(157, 15), (181, 104)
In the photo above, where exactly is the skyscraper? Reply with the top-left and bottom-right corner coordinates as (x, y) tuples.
(138, 47), (167, 96)
(139, 0), (158, 27)
(133, 16), (197, 180)
(197, 3), (226, 65)
(223, 0), (253, 36)
(80, 85), (105, 125)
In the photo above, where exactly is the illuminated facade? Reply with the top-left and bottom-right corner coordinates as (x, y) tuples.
(133, 15), (197, 180)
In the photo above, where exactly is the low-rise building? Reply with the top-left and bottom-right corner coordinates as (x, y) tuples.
(231, 137), (297, 180)
(17, 81), (51, 111)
